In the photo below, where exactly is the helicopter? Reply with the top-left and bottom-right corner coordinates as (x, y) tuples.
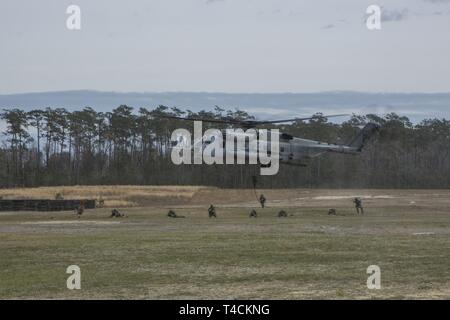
(158, 113), (380, 169)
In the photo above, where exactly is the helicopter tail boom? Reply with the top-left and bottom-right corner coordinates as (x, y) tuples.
(347, 123), (380, 151)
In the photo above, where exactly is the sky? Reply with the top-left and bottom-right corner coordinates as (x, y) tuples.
(1, 0), (450, 94)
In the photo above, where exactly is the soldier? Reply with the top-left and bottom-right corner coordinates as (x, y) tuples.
(98, 196), (105, 208)
(249, 209), (258, 218)
(328, 208), (337, 215)
(110, 208), (123, 218)
(168, 210), (185, 218)
(208, 204), (217, 218)
(353, 198), (364, 214)
(167, 210), (177, 218)
(259, 194), (266, 208)
(278, 210), (287, 218)
(76, 202), (84, 218)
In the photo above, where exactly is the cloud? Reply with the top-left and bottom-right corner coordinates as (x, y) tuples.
(321, 19), (345, 30)
(322, 24), (335, 30)
(205, 0), (225, 4)
(381, 8), (409, 22)
(423, 0), (450, 3)
(422, 1), (450, 16)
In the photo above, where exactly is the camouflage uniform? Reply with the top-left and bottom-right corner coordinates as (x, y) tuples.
(278, 210), (287, 218)
(167, 210), (177, 218)
(111, 209), (123, 218)
(259, 194), (266, 208)
(353, 198), (364, 214)
(249, 209), (258, 218)
(208, 205), (217, 218)
(76, 202), (84, 217)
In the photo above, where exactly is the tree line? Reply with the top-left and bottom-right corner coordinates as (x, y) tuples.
(1, 105), (449, 189)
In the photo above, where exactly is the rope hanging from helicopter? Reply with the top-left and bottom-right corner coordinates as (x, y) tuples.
(251, 173), (258, 202)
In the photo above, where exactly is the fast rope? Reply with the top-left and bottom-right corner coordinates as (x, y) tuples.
(252, 174), (258, 201)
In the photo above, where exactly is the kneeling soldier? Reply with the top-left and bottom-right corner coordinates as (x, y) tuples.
(249, 209), (258, 218)
(110, 208), (124, 218)
(278, 210), (287, 218)
(167, 210), (177, 218)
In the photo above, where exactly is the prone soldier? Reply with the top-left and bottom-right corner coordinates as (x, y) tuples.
(167, 210), (185, 218)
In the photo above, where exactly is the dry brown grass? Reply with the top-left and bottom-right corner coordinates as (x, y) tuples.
(0, 185), (213, 207)
(2, 186), (450, 209)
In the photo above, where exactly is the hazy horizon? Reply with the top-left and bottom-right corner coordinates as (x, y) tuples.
(1, 90), (450, 125)
(3, 89), (450, 95)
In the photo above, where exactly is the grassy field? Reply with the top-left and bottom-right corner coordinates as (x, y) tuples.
(0, 187), (449, 299)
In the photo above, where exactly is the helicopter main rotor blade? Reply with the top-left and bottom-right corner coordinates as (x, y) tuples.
(154, 114), (247, 125)
(254, 114), (350, 125)
(154, 113), (349, 126)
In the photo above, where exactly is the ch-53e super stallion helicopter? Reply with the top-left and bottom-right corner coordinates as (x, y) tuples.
(158, 113), (380, 170)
